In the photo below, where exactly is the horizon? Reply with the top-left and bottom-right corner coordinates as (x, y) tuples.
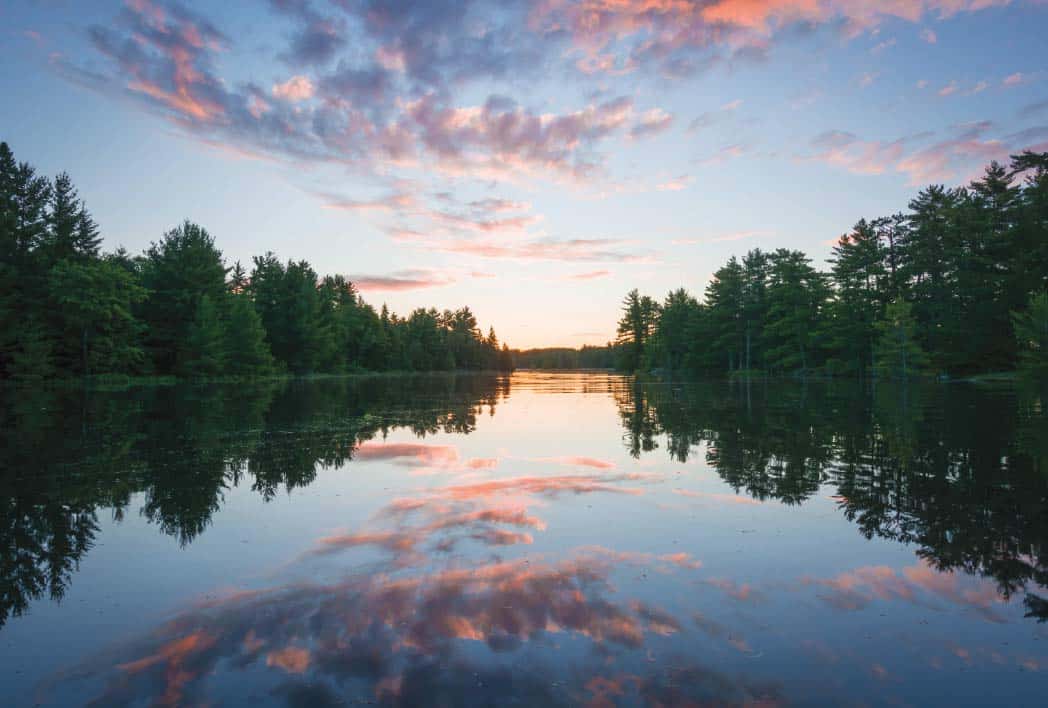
(2, 1), (1047, 348)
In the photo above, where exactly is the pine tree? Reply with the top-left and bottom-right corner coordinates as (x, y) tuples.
(704, 258), (745, 371)
(224, 294), (275, 378)
(873, 300), (930, 379)
(46, 172), (81, 265)
(616, 289), (659, 371)
(764, 249), (828, 373)
(228, 260), (247, 294)
(74, 205), (102, 258)
(140, 221), (228, 374)
(178, 295), (226, 378)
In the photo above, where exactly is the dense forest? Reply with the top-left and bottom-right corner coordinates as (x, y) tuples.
(615, 152), (1048, 379)
(511, 345), (619, 369)
(0, 142), (513, 382)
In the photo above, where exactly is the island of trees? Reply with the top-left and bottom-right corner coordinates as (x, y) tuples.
(0, 142), (513, 382)
(613, 152), (1048, 379)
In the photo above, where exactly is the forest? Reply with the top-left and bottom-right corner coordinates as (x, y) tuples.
(615, 152), (1048, 379)
(0, 142), (513, 381)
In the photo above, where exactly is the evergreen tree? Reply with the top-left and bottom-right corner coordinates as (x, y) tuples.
(228, 261), (248, 294)
(764, 249), (828, 373)
(224, 294), (275, 378)
(140, 221), (228, 374)
(177, 294), (226, 378)
(74, 205), (102, 258)
(873, 300), (930, 379)
(616, 289), (659, 371)
(704, 258), (745, 371)
(824, 220), (886, 375)
(650, 288), (697, 371)
(44, 172), (81, 265)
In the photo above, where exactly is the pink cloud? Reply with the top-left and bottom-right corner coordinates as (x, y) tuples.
(564, 270), (612, 280)
(657, 175), (693, 191)
(271, 75), (314, 102)
(1003, 71), (1026, 86)
(630, 108), (674, 138)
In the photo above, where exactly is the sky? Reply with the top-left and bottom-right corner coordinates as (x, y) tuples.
(1, 0), (1047, 348)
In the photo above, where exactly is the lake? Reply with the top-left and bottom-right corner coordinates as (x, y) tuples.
(1, 372), (1046, 706)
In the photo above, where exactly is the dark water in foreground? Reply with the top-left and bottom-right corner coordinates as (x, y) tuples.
(1, 372), (1046, 706)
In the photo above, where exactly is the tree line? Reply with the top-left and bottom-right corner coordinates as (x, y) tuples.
(511, 345), (619, 369)
(0, 141), (514, 382)
(616, 152), (1048, 378)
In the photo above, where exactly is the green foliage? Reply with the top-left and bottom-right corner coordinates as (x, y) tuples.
(616, 289), (659, 370)
(873, 300), (931, 379)
(611, 153), (1048, 379)
(178, 295), (226, 378)
(1012, 292), (1048, 375)
(48, 258), (146, 375)
(224, 294), (275, 378)
(763, 249), (829, 374)
(140, 221), (229, 374)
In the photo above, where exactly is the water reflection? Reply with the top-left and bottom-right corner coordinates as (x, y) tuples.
(616, 378), (1048, 623)
(0, 375), (509, 629)
(52, 549), (775, 707)
(2, 373), (1047, 706)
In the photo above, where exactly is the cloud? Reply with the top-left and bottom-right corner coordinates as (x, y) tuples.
(870, 38), (896, 54)
(72, 2), (659, 186)
(630, 108), (673, 138)
(320, 188), (418, 212)
(529, 0), (1008, 77)
(1003, 72), (1026, 87)
(695, 143), (750, 166)
(688, 99), (743, 132)
(656, 175), (693, 191)
(272, 75), (315, 101)
(442, 238), (652, 263)
(269, 0), (347, 67)
(564, 269), (612, 280)
(349, 270), (457, 292)
(921, 28), (938, 43)
(801, 122), (1039, 185)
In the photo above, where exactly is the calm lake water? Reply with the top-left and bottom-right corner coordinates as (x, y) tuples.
(1, 371), (1046, 706)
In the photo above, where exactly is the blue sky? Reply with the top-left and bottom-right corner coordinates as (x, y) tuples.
(2, 0), (1047, 347)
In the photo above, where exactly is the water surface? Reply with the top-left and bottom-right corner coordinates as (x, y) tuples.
(1, 372), (1046, 706)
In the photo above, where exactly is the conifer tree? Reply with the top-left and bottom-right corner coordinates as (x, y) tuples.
(224, 294), (274, 378)
(46, 172), (81, 265)
(873, 300), (930, 379)
(178, 295), (226, 378)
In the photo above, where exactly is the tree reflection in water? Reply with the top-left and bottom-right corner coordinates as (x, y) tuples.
(0, 374), (509, 629)
(616, 377), (1048, 622)
(3, 373), (1048, 706)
